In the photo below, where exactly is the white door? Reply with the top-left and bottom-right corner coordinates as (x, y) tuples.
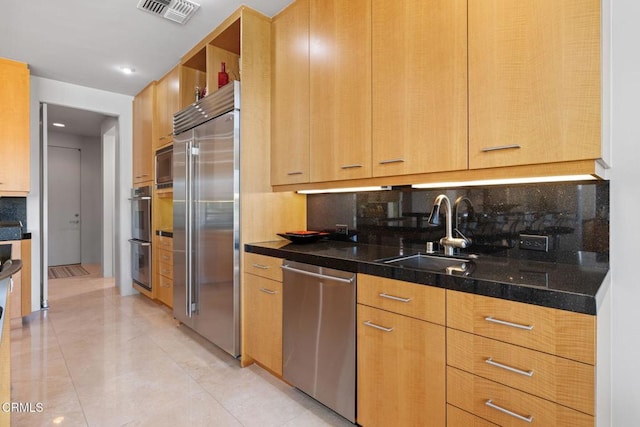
(48, 146), (81, 266)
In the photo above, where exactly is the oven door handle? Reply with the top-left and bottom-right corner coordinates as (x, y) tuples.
(128, 239), (151, 246)
(128, 197), (152, 201)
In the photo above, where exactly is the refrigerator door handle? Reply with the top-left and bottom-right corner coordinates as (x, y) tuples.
(185, 139), (194, 319)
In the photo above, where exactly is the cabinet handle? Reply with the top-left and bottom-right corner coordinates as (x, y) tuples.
(259, 288), (277, 295)
(162, 255), (170, 260)
(378, 158), (405, 165)
(481, 144), (521, 152)
(287, 171), (304, 176)
(363, 320), (394, 333)
(252, 263), (270, 270)
(485, 357), (534, 377)
(379, 292), (412, 303)
(162, 269), (171, 275)
(160, 136), (167, 140)
(485, 400), (533, 423)
(135, 174), (150, 178)
(340, 164), (363, 170)
(485, 316), (534, 331)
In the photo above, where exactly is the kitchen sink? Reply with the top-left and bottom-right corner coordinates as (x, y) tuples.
(377, 253), (472, 274)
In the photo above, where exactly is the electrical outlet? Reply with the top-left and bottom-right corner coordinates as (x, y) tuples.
(335, 224), (348, 235)
(519, 234), (549, 252)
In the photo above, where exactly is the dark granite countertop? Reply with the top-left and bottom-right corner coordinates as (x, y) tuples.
(245, 240), (609, 315)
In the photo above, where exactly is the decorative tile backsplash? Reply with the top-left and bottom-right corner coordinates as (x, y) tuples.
(307, 182), (609, 263)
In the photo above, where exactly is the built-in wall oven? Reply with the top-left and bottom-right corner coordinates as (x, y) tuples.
(129, 186), (152, 290)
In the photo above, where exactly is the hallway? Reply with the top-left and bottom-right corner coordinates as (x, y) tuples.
(10, 268), (351, 426)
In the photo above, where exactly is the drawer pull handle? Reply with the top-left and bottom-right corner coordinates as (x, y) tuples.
(481, 144), (522, 152)
(252, 263), (270, 270)
(378, 158), (405, 165)
(259, 288), (277, 295)
(485, 358), (534, 377)
(341, 164), (363, 169)
(287, 171), (304, 176)
(379, 292), (412, 303)
(485, 400), (533, 423)
(485, 316), (534, 331)
(363, 321), (394, 333)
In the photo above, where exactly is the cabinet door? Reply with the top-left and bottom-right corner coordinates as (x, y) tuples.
(468, 0), (600, 169)
(243, 273), (283, 375)
(309, 0), (372, 182)
(357, 304), (445, 426)
(271, 0), (310, 186)
(133, 82), (155, 184)
(0, 58), (30, 195)
(372, 0), (467, 177)
(155, 66), (180, 148)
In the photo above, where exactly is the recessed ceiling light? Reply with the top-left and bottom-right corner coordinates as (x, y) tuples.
(52, 123), (65, 128)
(120, 67), (136, 75)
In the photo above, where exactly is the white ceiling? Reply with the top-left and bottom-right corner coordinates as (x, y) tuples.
(1, 0), (292, 137)
(1, 0), (292, 97)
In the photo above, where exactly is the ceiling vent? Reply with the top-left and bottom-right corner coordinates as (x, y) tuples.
(137, 0), (200, 25)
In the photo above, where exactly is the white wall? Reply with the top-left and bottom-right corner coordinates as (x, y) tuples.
(48, 131), (102, 264)
(101, 119), (118, 278)
(27, 76), (135, 312)
(611, 0), (640, 424)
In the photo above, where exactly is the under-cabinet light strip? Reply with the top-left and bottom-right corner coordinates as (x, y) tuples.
(411, 174), (597, 189)
(297, 186), (391, 195)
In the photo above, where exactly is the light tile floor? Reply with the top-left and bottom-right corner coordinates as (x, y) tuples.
(10, 266), (354, 427)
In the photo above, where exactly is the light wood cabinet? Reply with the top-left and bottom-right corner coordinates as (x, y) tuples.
(155, 236), (173, 308)
(309, 0), (372, 182)
(357, 274), (445, 426)
(446, 290), (597, 425)
(468, 0), (601, 170)
(133, 82), (155, 185)
(0, 282), (10, 427)
(243, 254), (283, 375)
(372, 0), (467, 177)
(0, 58), (30, 196)
(155, 65), (180, 148)
(271, 0), (310, 186)
(447, 405), (498, 427)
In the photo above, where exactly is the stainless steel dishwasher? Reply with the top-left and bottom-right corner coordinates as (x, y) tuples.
(281, 260), (356, 423)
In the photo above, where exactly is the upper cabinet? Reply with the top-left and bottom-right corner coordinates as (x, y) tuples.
(271, 0), (606, 190)
(0, 58), (30, 196)
(271, 0), (310, 186)
(468, 0), (601, 169)
(132, 82), (155, 185)
(372, 0), (467, 177)
(155, 65), (180, 148)
(309, 0), (372, 182)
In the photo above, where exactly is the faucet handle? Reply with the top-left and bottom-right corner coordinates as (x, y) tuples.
(454, 228), (472, 246)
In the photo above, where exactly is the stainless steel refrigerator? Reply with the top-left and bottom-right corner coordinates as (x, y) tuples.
(172, 82), (240, 357)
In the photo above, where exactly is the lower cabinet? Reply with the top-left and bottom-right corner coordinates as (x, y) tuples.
(155, 235), (173, 308)
(356, 274), (445, 427)
(243, 253), (283, 375)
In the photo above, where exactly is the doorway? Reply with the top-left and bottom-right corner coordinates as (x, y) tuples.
(47, 146), (81, 266)
(41, 103), (116, 302)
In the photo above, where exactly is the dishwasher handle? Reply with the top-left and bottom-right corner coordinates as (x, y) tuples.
(281, 264), (354, 284)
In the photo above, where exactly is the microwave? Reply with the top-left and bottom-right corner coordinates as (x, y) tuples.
(155, 145), (173, 189)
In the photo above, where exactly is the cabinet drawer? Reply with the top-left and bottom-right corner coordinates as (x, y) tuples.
(157, 235), (173, 250)
(158, 248), (173, 265)
(446, 291), (595, 365)
(159, 261), (173, 279)
(447, 329), (594, 415)
(447, 367), (594, 426)
(244, 253), (283, 282)
(357, 274), (445, 325)
(447, 405), (498, 427)
(158, 273), (173, 290)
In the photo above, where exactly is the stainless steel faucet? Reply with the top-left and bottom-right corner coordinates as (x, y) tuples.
(427, 194), (469, 256)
